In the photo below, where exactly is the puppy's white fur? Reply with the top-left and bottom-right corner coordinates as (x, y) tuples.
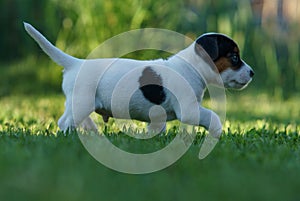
(24, 23), (252, 138)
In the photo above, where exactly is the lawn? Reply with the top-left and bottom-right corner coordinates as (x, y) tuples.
(0, 93), (300, 201)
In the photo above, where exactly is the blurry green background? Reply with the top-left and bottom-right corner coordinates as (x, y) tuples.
(1, 0), (299, 99)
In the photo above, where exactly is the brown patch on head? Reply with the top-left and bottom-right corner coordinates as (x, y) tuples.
(195, 33), (244, 73)
(233, 46), (239, 54)
(217, 46), (242, 72)
(214, 57), (232, 73)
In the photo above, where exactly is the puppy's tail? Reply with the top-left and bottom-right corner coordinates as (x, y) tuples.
(24, 22), (80, 68)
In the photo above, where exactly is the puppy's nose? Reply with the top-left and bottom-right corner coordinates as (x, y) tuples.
(250, 70), (254, 77)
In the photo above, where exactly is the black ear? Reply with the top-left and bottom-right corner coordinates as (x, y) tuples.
(195, 35), (219, 61)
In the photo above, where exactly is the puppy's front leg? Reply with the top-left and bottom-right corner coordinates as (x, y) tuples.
(179, 106), (222, 138)
(198, 107), (222, 138)
(197, 107), (222, 159)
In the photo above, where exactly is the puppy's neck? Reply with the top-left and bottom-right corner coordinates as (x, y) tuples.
(169, 44), (223, 87)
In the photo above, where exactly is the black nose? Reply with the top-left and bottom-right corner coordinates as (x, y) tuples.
(250, 70), (254, 77)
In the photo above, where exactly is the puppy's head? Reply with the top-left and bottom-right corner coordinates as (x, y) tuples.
(195, 33), (254, 90)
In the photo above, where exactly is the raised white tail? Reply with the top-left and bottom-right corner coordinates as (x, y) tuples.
(24, 22), (80, 68)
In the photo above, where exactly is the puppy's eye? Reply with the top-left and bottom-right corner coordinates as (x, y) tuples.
(231, 55), (239, 65)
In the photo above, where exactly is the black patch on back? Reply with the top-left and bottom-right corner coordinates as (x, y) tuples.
(139, 67), (166, 105)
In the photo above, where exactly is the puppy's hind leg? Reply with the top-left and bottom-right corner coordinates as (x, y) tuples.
(147, 105), (167, 134)
(58, 98), (95, 133)
(58, 100), (76, 132)
(81, 116), (98, 133)
(58, 115), (74, 132)
(147, 122), (166, 134)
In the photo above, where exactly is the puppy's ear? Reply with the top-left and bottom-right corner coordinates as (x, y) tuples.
(195, 35), (219, 61)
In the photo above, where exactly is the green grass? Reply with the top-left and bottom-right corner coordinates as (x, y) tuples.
(0, 94), (300, 201)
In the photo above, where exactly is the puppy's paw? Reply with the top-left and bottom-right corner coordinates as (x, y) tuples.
(58, 115), (76, 133)
(208, 112), (222, 138)
(81, 117), (98, 133)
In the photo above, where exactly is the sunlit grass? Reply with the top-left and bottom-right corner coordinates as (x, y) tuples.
(0, 93), (299, 134)
(0, 95), (63, 134)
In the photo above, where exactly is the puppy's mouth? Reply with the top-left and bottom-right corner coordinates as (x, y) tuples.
(228, 79), (252, 90)
(232, 80), (248, 86)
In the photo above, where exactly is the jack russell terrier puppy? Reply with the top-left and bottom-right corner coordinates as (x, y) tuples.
(24, 22), (254, 138)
